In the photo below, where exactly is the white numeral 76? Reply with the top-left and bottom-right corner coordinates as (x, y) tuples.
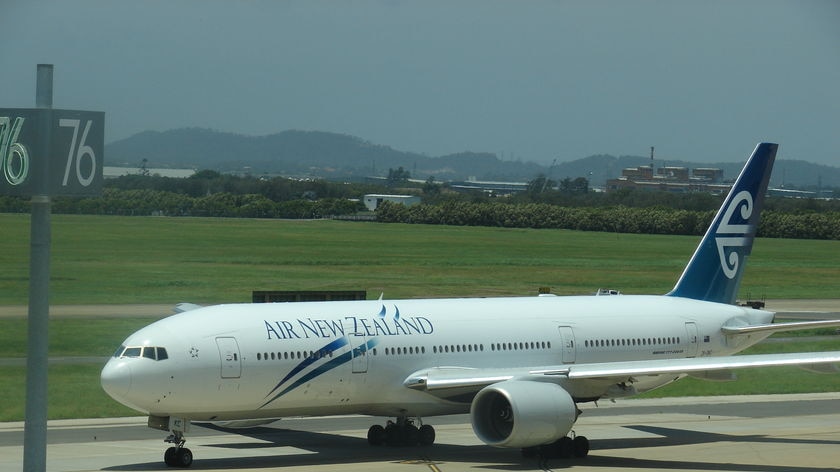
(59, 119), (96, 187)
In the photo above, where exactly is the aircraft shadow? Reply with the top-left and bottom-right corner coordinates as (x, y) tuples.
(104, 423), (840, 472)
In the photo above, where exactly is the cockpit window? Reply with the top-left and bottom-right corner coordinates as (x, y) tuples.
(114, 345), (169, 360)
(122, 347), (142, 358)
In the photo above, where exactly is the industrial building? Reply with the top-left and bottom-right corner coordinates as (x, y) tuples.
(363, 194), (422, 211)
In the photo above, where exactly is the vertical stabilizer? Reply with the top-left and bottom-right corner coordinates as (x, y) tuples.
(667, 143), (777, 304)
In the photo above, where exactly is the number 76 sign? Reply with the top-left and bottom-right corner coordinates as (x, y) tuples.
(0, 108), (104, 196)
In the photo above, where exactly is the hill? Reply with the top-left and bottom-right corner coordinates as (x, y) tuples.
(105, 128), (546, 182)
(105, 128), (840, 187)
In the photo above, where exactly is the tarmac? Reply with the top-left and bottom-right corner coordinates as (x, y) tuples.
(1, 393), (840, 472)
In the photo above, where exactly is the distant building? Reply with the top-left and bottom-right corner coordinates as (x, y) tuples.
(363, 194), (421, 211)
(104, 166), (196, 179)
(767, 188), (834, 199)
(606, 164), (727, 194)
(449, 179), (528, 196)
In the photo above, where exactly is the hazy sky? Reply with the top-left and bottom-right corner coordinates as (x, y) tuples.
(2, 0), (838, 165)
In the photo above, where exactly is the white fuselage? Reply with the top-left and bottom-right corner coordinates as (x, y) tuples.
(101, 295), (773, 422)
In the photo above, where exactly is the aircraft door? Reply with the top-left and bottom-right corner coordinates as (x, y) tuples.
(685, 322), (699, 357)
(343, 321), (368, 373)
(215, 337), (241, 379)
(557, 326), (576, 364)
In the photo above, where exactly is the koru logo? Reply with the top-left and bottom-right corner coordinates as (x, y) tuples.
(715, 190), (753, 279)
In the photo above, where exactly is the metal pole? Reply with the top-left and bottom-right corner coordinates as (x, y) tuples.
(23, 63), (53, 472)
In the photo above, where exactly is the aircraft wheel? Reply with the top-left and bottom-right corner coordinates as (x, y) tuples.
(558, 436), (574, 458)
(542, 437), (573, 458)
(385, 423), (402, 447)
(573, 435), (589, 458)
(367, 424), (386, 446)
(418, 424), (435, 446)
(404, 424), (419, 446)
(175, 448), (193, 468)
(164, 447), (177, 466)
(521, 446), (538, 458)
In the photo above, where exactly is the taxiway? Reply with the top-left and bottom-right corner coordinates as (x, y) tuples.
(1, 393), (839, 472)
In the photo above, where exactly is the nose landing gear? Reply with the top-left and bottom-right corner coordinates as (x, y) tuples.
(148, 415), (193, 468)
(164, 431), (193, 467)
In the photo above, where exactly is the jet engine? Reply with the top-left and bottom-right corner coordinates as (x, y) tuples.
(470, 380), (578, 448)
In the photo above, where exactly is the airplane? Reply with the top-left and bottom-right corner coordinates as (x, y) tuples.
(101, 142), (840, 468)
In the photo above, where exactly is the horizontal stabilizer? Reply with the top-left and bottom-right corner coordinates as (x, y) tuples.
(173, 303), (203, 313)
(722, 319), (840, 336)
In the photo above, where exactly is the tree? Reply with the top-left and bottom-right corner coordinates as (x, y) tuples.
(525, 174), (557, 199)
(387, 167), (411, 186)
(423, 176), (441, 197)
(559, 177), (589, 194)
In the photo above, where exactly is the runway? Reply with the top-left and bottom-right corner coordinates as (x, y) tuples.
(2, 393), (839, 472)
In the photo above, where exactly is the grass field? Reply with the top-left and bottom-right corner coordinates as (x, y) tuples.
(0, 214), (838, 421)
(1, 214), (838, 304)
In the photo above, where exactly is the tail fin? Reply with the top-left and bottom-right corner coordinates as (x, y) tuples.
(667, 143), (777, 304)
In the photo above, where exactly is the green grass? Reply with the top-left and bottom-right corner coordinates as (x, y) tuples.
(0, 214), (838, 304)
(0, 365), (139, 420)
(0, 317), (162, 358)
(637, 367), (840, 397)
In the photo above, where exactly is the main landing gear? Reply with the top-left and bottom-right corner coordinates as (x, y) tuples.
(521, 433), (589, 460)
(367, 417), (436, 447)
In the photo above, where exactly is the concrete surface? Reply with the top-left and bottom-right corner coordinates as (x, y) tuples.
(1, 394), (839, 471)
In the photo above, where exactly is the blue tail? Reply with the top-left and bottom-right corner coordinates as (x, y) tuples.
(667, 143), (777, 304)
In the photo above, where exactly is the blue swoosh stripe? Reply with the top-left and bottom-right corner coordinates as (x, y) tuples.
(260, 338), (379, 409)
(264, 337), (349, 398)
(260, 351), (351, 408)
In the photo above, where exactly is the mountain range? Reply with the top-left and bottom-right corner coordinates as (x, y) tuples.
(105, 128), (840, 188)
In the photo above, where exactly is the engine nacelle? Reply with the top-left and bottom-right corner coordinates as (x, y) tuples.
(470, 380), (577, 448)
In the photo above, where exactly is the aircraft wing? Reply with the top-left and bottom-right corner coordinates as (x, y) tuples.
(405, 351), (840, 395)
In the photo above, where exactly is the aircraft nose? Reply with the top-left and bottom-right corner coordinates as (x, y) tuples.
(101, 360), (132, 400)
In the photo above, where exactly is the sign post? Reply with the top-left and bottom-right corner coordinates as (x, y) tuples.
(1, 64), (104, 472)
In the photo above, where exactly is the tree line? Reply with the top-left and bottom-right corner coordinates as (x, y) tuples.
(0, 170), (837, 239)
(375, 200), (840, 240)
(0, 171), (376, 218)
